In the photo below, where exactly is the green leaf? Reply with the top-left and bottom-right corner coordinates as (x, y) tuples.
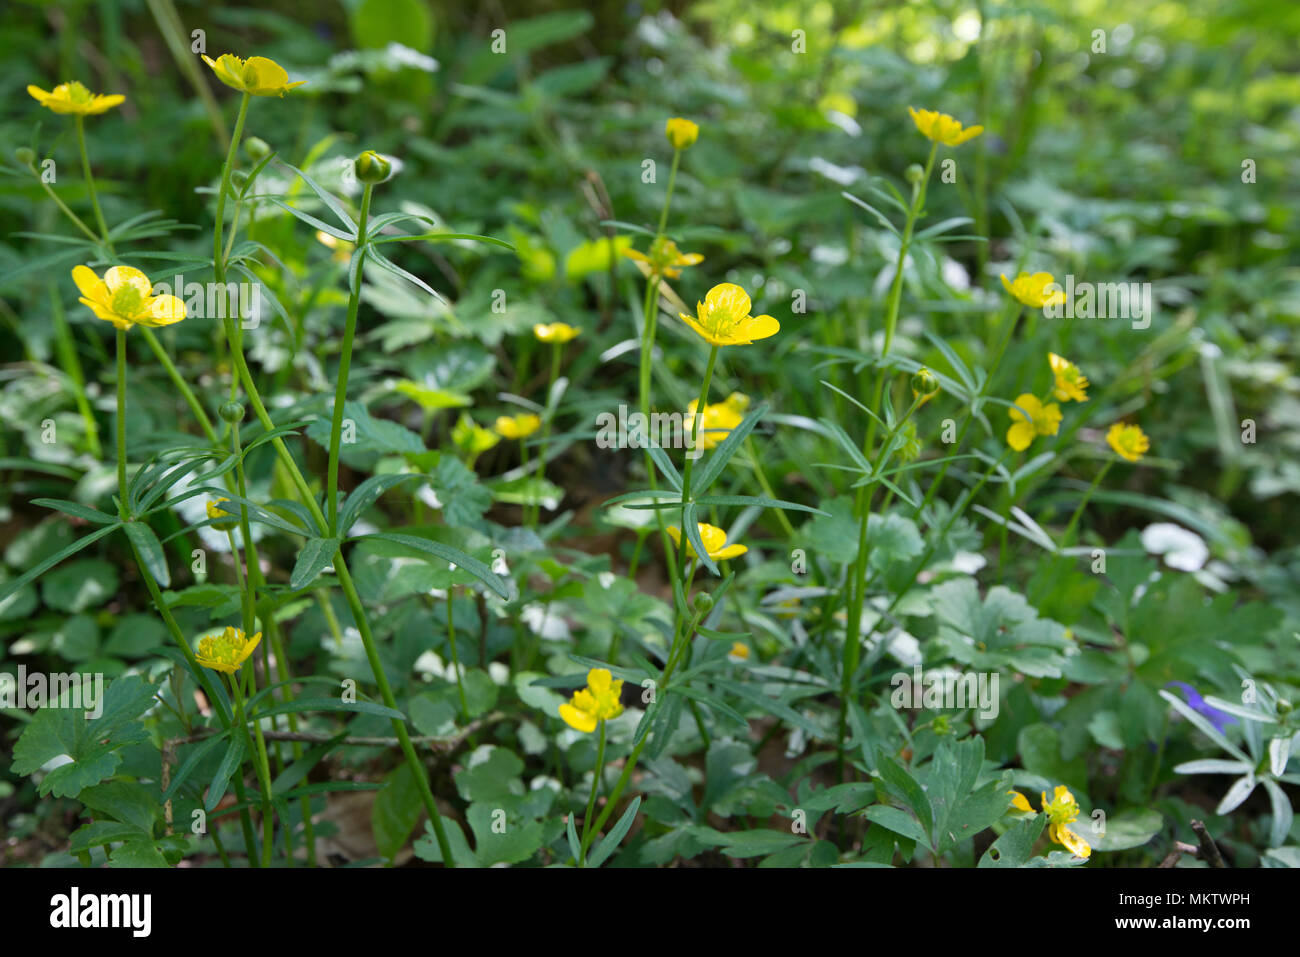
(10, 675), (157, 799)
(359, 532), (508, 598)
(123, 521), (171, 588)
(586, 796), (641, 868)
(979, 815), (1047, 867)
(373, 763), (423, 861)
(31, 498), (117, 524)
(0, 523), (120, 608)
(466, 799), (547, 866)
(290, 538), (340, 590)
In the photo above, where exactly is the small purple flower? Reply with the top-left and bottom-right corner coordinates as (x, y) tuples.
(1166, 681), (1238, 734)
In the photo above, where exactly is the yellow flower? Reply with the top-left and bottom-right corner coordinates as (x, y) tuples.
(1048, 352), (1089, 402)
(1106, 423), (1150, 463)
(1000, 272), (1066, 309)
(679, 283), (779, 347)
(201, 54), (306, 96)
(195, 626), (262, 674)
(1006, 393), (1062, 451)
(27, 81), (125, 115)
(665, 117), (699, 150)
(728, 642), (751, 661)
(495, 413), (541, 440)
(533, 322), (581, 344)
(316, 230), (354, 264)
(908, 107), (983, 147)
(558, 668), (624, 733)
(452, 414), (500, 455)
(667, 523), (748, 561)
(686, 392), (749, 451)
(206, 498), (239, 532)
(70, 265), (186, 331)
(622, 237), (703, 279)
(1042, 785), (1092, 858)
(1006, 785), (1091, 858)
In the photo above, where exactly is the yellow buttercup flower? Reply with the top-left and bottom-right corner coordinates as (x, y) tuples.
(667, 523), (748, 561)
(558, 668), (625, 733)
(908, 107), (983, 147)
(201, 54), (306, 96)
(533, 322), (581, 344)
(1006, 786), (1091, 858)
(680, 283), (779, 347)
(622, 237), (703, 279)
(1106, 423), (1150, 462)
(495, 413), (541, 440)
(1048, 353), (1089, 402)
(686, 392), (749, 451)
(206, 498), (239, 532)
(665, 117), (699, 150)
(1001, 272), (1066, 309)
(452, 414), (500, 455)
(70, 265), (186, 331)
(728, 642), (751, 661)
(195, 626), (262, 674)
(1006, 393), (1062, 451)
(27, 81), (124, 116)
(1042, 785), (1092, 858)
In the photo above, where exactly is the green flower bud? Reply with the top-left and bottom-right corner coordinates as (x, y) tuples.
(244, 137), (272, 162)
(219, 400), (245, 424)
(230, 169), (249, 191)
(692, 592), (714, 615)
(354, 150), (393, 184)
(14, 147), (36, 167)
(910, 367), (940, 403)
(905, 163), (925, 185)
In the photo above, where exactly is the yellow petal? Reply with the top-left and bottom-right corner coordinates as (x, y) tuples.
(147, 294), (187, 325)
(738, 313), (780, 343)
(712, 543), (748, 560)
(1007, 420), (1035, 451)
(558, 702), (597, 733)
(1058, 825), (1091, 858)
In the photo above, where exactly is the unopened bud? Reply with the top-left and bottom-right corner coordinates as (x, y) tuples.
(910, 367), (940, 403)
(354, 150), (394, 184)
(219, 400), (245, 423)
(244, 137), (272, 162)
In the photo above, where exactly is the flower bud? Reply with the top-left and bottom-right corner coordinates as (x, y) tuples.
(905, 163), (925, 185)
(910, 367), (940, 402)
(354, 150), (394, 184)
(219, 400), (245, 423)
(14, 147), (36, 167)
(665, 117), (699, 151)
(244, 137), (272, 162)
(692, 592), (714, 615)
(230, 169), (249, 191)
(206, 498), (240, 532)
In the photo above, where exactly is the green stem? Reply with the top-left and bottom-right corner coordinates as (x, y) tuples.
(674, 345), (719, 573)
(577, 718), (607, 865)
(446, 588), (469, 720)
(75, 115), (110, 244)
(230, 672), (275, 868)
(115, 328), (128, 519)
(327, 183), (374, 536)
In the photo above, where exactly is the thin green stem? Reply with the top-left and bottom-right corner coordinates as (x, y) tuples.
(75, 115), (110, 244)
(577, 718), (607, 864)
(327, 183), (374, 536)
(115, 328), (128, 519)
(230, 672), (275, 868)
(674, 345), (719, 573)
(446, 588), (469, 720)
